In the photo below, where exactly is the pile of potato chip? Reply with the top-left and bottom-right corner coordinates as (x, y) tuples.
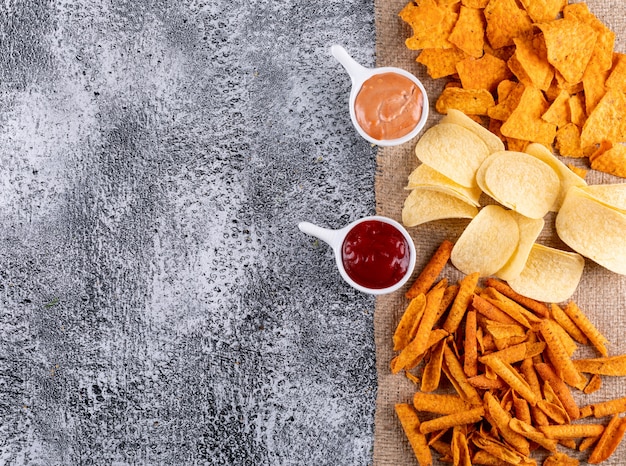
(393, 240), (626, 465)
(399, 0), (626, 177)
(401, 109), (626, 303)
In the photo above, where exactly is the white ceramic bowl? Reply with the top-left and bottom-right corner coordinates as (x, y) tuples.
(331, 44), (429, 147)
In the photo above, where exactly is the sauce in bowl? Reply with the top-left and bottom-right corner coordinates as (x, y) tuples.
(341, 219), (411, 290)
(353, 72), (424, 141)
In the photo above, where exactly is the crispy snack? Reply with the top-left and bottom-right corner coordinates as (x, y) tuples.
(399, 0), (457, 50)
(500, 86), (556, 146)
(472, 294), (518, 325)
(484, 392), (530, 455)
(483, 0), (533, 50)
(444, 343), (482, 405)
(406, 240), (454, 300)
(538, 319), (585, 387)
(417, 48), (468, 80)
(579, 435), (600, 452)
(419, 406), (485, 434)
(581, 88), (626, 149)
(520, 358), (550, 427)
(467, 374), (507, 391)
(583, 374), (602, 395)
(550, 303), (588, 345)
(435, 87), (496, 116)
(543, 452), (579, 466)
(589, 141), (626, 178)
(534, 362), (580, 421)
(413, 392), (473, 415)
(587, 396), (626, 419)
(588, 414), (626, 464)
(456, 53), (512, 92)
(421, 339), (446, 392)
(463, 309), (478, 378)
(451, 425), (472, 466)
(574, 354), (626, 376)
(562, 301), (608, 357)
(540, 423), (605, 439)
(483, 278), (549, 318)
(443, 272), (479, 333)
(395, 404), (433, 466)
(448, 6), (485, 58)
(394, 294), (427, 351)
(509, 418), (558, 452)
(480, 356), (537, 406)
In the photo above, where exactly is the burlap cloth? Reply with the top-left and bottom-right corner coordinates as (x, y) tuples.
(372, 1), (626, 464)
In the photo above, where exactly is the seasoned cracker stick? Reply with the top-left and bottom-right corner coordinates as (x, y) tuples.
(538, 319), (584, 387)
(419, 407), (485, 434)
(463, 309), (478, 378)
(563, 301), (608, 357)
(550, 303), (588, 345)
(413, 392), (472, 415)
(534, 362), (580, 421)
(588, 414), (626, 464)
(573, 354), (626, 376)
(393, 294), (427, 351)
(443, 272), (479, 334)
(481, 356), (537, 406)
(444, 343), (482, 405)
(484, 278), (549, 317)
(405, 240), (453, 299)
(509, 418), (558, 452)
(484, 392), (530, 455)
(540, 423), (605, 439)
(588, 396), (626, 418)
(520, 358), (550, 426)
(472, 294), (518, 325)
(421, 339), (446, 393)
(395, 404), (433, 466)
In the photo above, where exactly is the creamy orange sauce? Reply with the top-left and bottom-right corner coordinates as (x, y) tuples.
(354, 72), (423, 141)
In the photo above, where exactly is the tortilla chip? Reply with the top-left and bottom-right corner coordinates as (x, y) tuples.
(512, 34), (554, 91)
(582, 59), (611, 116)
(448, 6), (485, 58)
(536, 18), (597, 85)
(488, 81), (525, 121)
(555, 123), (584, 158)
(542, 89), (570, 128)
(456, 53), (512, 92)
(400, 0), (458, 50)
(436, 86), (496, 115)
(569, 93), (587, 127)
(606, 53), (626, 92)
(417, 47), (468, 79)
(500, 86), (557, 146)
(589, 142), (626, 178)
(519, 0), (566, 23)
(484, 0), (533, 49)
(581, 88), (626, 148)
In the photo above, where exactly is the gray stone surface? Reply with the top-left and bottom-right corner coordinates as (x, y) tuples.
(0, 1), (377, 464)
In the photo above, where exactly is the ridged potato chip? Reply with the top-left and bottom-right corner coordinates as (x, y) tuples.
(414, 123), (490, 187)
(507, 244), (584, 303)
(402, 188), (478, 227)
(582, 184), (626, 213)
(406, 163), (482, 207)
(451, 205), (519, 276)
(477, 150), (560, 219)
(440, 109), (505, 154)
(496, 212), (544, 281)
(556, 186), (626, 275)
(524, 143), (587, 211)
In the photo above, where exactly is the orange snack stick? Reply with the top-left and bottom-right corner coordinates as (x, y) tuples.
(467, 374), (507, 391)
(451, 425), (472, 466)
(444, 343), (482, 405)
(583, 374), (602, 395)
(534, 362), (580, 421)
(413, 392), (473, 415)
(463, 309), (478, 378)
(589, 396), (626, 419)
(550, 303), (589, 345)
(512, 391), (532, 426)
(484, 278), (550, 318)
(508, 418), (558, 452)
(395, 403), (433, 466)
(579, 435), (600, 452)
(480, 356), (537, 406)
(519, 358), (550, 427)
(421, 339), (446, 392)
(484, 392), (530, 455)
(573, 354), (626, 376)
(405, 240), (453, 299)
(394, 294), (427, 351)
(419, 406), (485, 434)
(538, 319), (584, 387)
(435, 284), (460, 323)
(540, 423), (605, 439)
(588, 414), (626, 464)
(472, 294), (518, 325)
(562, 301), (608, 357)
(443, 272), (480, 334)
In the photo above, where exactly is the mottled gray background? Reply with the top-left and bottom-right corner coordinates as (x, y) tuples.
(0, 1), (378, 464)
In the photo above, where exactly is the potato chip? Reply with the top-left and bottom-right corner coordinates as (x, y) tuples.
(436, 86), (496, 116)
(417, 47), (467, 79)
(556, 186), (626, 275)
(448, 6), (485, 58)
(456, 53), (512, 92)
(536, 18), (597, 85)
(402, 188), (478, 227)
(500, 87), (556, 146)
(523, 142), (587, 211)
(555, 123), (584, 158)
(414, 123), (490, 187)
(589, 143), (626, 179)
(580, 88), (626, 148)
(588, 414), (626, 464)
(583, 183), (626, 213)
(496, 213), (544, 282)
(441, 109), (505, 154)
(477, 150), (560, 219)
(519, 0), (565, 23)
(406, 163), (482, 206)
(451, 205), (519, 276)
(507, 244), (584, 303)
(606, 53), (626, 91)
(400, 0), (458, 50)
(512, 34), (554, 91)
(483, 0), (533, 50)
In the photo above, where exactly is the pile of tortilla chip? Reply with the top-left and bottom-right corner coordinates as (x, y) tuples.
(399, 0), (626, 178)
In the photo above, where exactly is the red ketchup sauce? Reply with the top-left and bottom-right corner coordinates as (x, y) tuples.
(341, 220), (411, 290)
